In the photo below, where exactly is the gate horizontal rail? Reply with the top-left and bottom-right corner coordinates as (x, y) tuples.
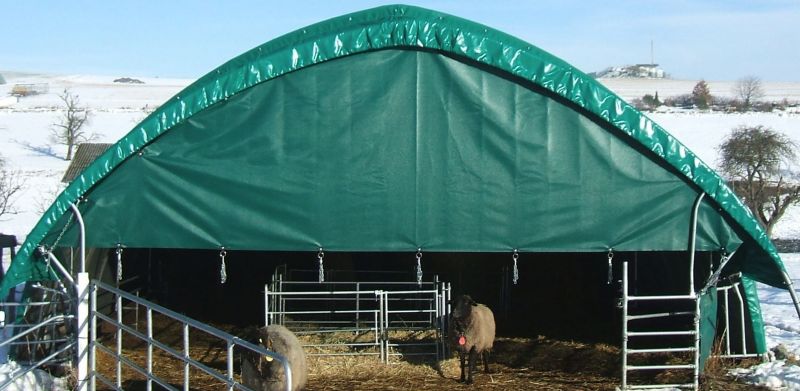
(91, 280), (294, 391)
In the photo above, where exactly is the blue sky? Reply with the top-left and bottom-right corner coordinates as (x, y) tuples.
(2, 1), (799, 81)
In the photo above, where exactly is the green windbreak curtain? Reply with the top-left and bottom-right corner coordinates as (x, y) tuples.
(0, 5), (786, 294)
(36, 49), (739, 252)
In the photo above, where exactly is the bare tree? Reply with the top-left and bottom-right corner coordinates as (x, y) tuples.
(718, 125), (800, 237)
(51, 89), (94, 160)
(733, 76), (765, 111)
(0, 156), (24, 220)
(692, 80), (712, 110)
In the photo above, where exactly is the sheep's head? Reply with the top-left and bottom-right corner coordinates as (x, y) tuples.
(451, 294), (477, 322)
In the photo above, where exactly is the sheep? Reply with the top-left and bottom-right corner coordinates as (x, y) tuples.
(242, 324), (308, 391)
(448, 294), (495, 384)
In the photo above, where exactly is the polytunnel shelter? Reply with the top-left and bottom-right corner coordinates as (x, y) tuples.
(1, 4), (797, 389)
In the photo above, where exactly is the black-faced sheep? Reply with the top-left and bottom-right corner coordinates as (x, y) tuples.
(242, 324), (308, 391)
(448, 294), (495, 384)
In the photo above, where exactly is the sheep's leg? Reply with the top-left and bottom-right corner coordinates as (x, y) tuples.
(467, 347), (477, 384)
(459, 350), (467, 383)
(482, 350), (490, 373)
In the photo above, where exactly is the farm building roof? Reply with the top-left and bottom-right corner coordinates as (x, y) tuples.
(61, 143), (113, 183)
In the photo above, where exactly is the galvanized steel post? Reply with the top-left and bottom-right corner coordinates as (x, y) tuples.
(782, 271), (800, 320)
(69, 201), (91, 390)
(688, 192), (706, 295)
(76, 272), (90, 391)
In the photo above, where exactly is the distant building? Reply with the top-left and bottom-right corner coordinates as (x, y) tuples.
(590, 64), (666, 79)
(61, 143), (113, 183)
(10, 83), (49, 97)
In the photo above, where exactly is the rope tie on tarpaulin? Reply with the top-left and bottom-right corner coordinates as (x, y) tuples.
(116, 244), (124, 281)
(318, 248), (325, 283)
(512, 249), (519, 285)
(607, 249), (614, 285)
(219, 247), (227, 284)
(416, 248), (423, 287)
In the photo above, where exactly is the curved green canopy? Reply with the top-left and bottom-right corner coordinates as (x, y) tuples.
(0, 4), (786, 294)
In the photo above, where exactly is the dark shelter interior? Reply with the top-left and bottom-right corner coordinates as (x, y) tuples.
(108, 248), (749, 348)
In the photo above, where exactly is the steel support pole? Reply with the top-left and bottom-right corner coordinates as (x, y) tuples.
(782, 271), (800, 320)
(69, 203), (86, 273)
(71, 201), (90, 390)
(688, 192), (706, 295)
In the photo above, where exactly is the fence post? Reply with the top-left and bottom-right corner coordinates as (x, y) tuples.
(356, 282), (361, 332)
(90, 282), (97, 391)
(76, 272), (90, 391)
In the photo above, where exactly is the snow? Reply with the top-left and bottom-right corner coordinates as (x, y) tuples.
(1, 72), (800, 388)
(732, 253), (800, 390)
(0, 360), (69, 390)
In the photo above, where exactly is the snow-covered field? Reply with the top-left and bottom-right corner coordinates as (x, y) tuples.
(600, 78), (800, 103)
(0, 72), (799, 388)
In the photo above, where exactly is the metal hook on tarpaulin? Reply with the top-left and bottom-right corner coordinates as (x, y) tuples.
(116, 243), (124, 281)
(416, 248), (423, 287)
(512, 249), (520, 285)
(318, 248), (325, 283)
(219, 247), (228, 284)
(607, 249), (614, 285)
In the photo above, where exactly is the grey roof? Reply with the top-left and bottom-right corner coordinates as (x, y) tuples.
(61, 143), (113, 183)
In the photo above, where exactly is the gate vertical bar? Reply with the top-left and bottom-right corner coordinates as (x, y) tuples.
(621, 261), (629, 390)
(724, 288), (731, 355)
(732, 285), (748, 355)
(227, 341), (234, 391)
(90, 282), (97, 391)
(434, 286), (441, 361)
(694, 295), (701, 390)
(356, 282), (361, 332)
(384, 292), (390, 362)
(116, 293), (122, 389)
(147, 308), (153, 391)
(279, 276), (285, 325)
(184, 323), (190, 391)
(264, 284), (269, 327)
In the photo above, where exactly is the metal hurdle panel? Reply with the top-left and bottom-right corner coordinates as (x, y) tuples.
(264, 274), (451, 363)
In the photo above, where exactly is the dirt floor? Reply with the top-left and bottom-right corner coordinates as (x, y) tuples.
(86, 312), (769, 391)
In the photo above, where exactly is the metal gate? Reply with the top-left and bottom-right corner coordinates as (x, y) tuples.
(265, 277), (451, 363)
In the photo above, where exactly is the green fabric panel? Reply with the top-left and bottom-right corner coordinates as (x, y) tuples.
(741, 275), (768, 354)
(0, 4), (785, 294)
(698, 287), (718, 373)
(32, 50), (739, 253)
